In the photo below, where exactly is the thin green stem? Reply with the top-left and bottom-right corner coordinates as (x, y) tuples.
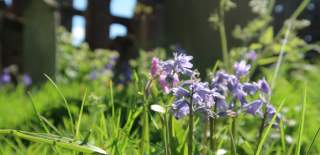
(44, 74), (74, 135)
(209, 103), (217, 154)
(218, 0), (229, 70)
(229, 119), (237, 155)
(274, 0), (310, 41)
(209, 117), (216, 154)
(231, 118), (237, 155)
(168, 114), (173, 155)
(75, 89), (87, 140)
(141, 95), (150, 155)
(163, 114), (169, 155)
(256, 104), (268, 152)
(188, 92), (194, 155)
(307, 126), (320, 154)
(219, 21), (229, 70)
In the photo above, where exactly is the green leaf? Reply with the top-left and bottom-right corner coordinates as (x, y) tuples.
(259, 27), (273, 45)
(0, 130), (108, 154)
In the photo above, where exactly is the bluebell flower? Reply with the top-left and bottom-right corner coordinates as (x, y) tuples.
(234, 60), (251, 77)
(160, 60), (175, 74)
(23, 74), (32, 86)
(242, 82), (259, 95)
(151, 57), (160, 77)
(0, 73), (11, 84)
(215, 97), (228, 113)
(258, 78), (270, 94)
(212, 71), (230, 85)
(171, 99), (190, 119)
(245, 51), (257, 61)
(172, 86), (190, 98)
(227, 77), (247, 105)
(173, 53), (193, 74)
(159, 73), (179, 94)
(243, 99), (263, 116)
(266, 104), (281, 123)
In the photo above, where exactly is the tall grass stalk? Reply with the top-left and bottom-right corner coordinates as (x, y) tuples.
(75, 89), (87, 140)
(218, 1), (229, 70)
(307, 126), (320, 154)
(270, 23), (292, 93)
(274, 0), (310, 40)
(255, 98), (286, 155)
(295, 87), (307, 155)
(0, 129), (107, 154)
(256, 22), (292, 152)
(28, 92), (50, 133)
(44, 74), (75, 135)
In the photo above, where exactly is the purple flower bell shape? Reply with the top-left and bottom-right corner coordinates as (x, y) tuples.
(234, 60), (251, 77)
(171, 99), (190, 119)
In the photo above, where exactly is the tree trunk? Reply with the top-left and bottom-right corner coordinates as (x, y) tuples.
(23, 0), (56, 83)
(85, 0), (110, 50)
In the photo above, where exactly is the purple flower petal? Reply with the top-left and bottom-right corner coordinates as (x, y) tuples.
(151, 57), (160, 77)
(171, 99), (190, 119)
(258, 78), (270, 94)
(243, 100), (263, 116)
(234, 60), (251, 77)
(23, 74), (32, 86)
(245, 51), (257, 61)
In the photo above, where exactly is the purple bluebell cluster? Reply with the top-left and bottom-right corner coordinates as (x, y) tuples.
(0, 67), (33, 87)
(151, 53), (281, 124)
(0, 68), (11, 84)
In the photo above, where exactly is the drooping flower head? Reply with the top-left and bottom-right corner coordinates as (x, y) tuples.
(234, 60), (251, 77)
(0, 68), (11, 84)
(266, 104), (281, 126)
(159, 73), (179, 94)
(151, 57), (160, 77)
(245, 51), (257, 61)
(171, 98), (190, 119)
(243, 99), (263, 116)
(242, 82), (259, 95)
(258, 78), (270, 94)
(23, 74), (32, 86)
(173, 53), (193, 76)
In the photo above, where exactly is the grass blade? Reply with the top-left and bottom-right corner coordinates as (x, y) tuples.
(27, 92), (50, 133)
(307, 126), (320, 154)
(0, 129), (108, 154)
(295, 87), (307, 155)
(255, 98), (286, 155)
(44, 74), (75, 135)
(75, 89), (87, 140)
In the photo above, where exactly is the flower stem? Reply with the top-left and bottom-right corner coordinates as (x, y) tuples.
(141, 96), (150, 155)
(210, 103), (217, 154)
(168, 114), (173, 154)
(209, 117), (216, 154)
(202, 119), (209, 154)
(163, 114), (169, 155)
(188, 95), (194, 155)
(256, 104), (268, 153)
(229, 119), (237, 155)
